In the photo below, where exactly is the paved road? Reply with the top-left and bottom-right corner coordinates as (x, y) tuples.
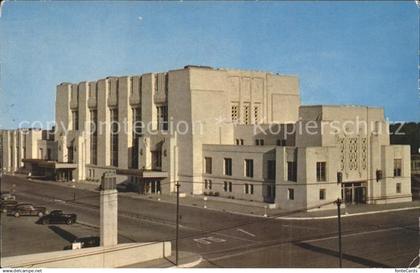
(2, 175), (419, 267)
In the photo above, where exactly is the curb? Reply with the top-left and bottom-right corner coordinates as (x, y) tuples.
(170, 256), (203, 268)
(275, 206), (420, 220)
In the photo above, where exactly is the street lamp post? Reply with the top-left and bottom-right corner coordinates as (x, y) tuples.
(336, 198), (343, 268)
(175, 182), (180, 266)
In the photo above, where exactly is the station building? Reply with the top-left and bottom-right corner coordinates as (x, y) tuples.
(0, 65), (412, 210)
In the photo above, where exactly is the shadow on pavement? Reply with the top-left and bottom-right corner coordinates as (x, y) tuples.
(294, 242), (390, 268)
(48, 225), (77, 243)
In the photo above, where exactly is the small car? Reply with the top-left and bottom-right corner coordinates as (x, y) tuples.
(1, 192), (16, 201)
(39, 210), (77, 225)
(0, 200), (18, 213)
(73, 236), (100, 248)
(7, 203), (47, 217)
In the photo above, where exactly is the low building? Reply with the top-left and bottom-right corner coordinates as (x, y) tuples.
(0, 65), (412, 210)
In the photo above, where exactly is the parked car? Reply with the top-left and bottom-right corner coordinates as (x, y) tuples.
(73, 236), (100, 248)
(7, 203), (47, 217)
(1, 191), (16, 201)
(0, 200), (18, 213)
(39, 210), (77, 225)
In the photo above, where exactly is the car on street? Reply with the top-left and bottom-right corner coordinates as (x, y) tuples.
(39, 210), (77, 225)
(0, 200), (18, 213)
(1, 191), (16, 201)
(7, 203), (47, 217)
(73, 236), (100, 248)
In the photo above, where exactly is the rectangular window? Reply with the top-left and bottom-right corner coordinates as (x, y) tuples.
(250, 184), (254, 195)
(287, 161), (297, 182)
(316, 162), (327, 182)
(229, 182), (232, 192)
(205, 180), (208, 190)
(255, 139), (264, 146)
(393, 159), (402, 177)
(245, 184), (254, 195)
(244, 184), (249, 194)
(240, 139), (244, 145)
(245, 159), (254, 178)
(288, 188), (294, 200)
(204, 157), (212, 174)
(224, 181), (228, 192)
(224, 158), (232, 176)
(319, 189), (326, 200)
(72, 111), (79, 131)
(276, 139), (286, 146)
(267, 160), (276, 180)
(208, 180), (212, 190)
(396, 183), (401, 193)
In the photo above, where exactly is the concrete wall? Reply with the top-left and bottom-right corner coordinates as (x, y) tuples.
(1, 242), (171, 268)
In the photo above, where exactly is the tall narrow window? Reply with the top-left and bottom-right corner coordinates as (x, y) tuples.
(228, 182), (232, 192)
(110, 108), (119, 167)
(72, 110), (79, 131)
(224, 158), (232, 176)
(67, 146), (73, 163)
(244, 159), (254, 178)
(223, 181), (228, 192)
(243, 104), (250, 125)
(231, 104), (239, 123)
(316, 162), (326, 182)
(157, 105), (168, 131)
(132, 107), (142, 168)
(393, 159), (402, 177)
(151, 150), (162, 170)
(204, 157), (212, 174)
(267, 160), (276, 180)
(254, 105), (260, 124)
(396, 183), (401, 193)
(287, 161), (297, 182)
(90, 110), (97, 165)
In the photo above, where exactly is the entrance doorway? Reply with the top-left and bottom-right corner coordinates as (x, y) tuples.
(341, 182), (366, 205)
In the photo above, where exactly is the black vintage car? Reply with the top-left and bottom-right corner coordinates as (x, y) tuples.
(40, 210), (77, 225)
(7, 203), (47, 217)
(74, 236), (100, 248)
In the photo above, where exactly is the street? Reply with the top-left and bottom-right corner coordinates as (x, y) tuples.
(1, 175), (419, 267)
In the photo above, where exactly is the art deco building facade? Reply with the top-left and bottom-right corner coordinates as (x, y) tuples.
(1, 65), (412, 210)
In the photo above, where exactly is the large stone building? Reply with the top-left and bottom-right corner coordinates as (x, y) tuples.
(0, 65), (412, 210)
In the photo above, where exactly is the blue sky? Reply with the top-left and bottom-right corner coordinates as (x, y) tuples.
(0, 1), (418, 129)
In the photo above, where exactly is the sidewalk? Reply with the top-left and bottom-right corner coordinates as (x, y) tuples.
(124, 251), (203, 268)
(275, 200), (420, 220)
(16, 175), (420, 220)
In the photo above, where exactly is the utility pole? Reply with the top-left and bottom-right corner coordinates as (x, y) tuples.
(175, 182), (180, 266)
(336, 198), (343, 268)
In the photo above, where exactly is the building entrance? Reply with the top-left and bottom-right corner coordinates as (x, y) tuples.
(341, 182), (367, 205)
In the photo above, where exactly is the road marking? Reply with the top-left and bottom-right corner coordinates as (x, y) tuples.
(237, 228), (256, 237)
(53, 199), (66, 203)
(193, 236), (226, 245)
(207, 236), (226, 243)
(194, 238), (212, 245)
(301, 226), (404, 244)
